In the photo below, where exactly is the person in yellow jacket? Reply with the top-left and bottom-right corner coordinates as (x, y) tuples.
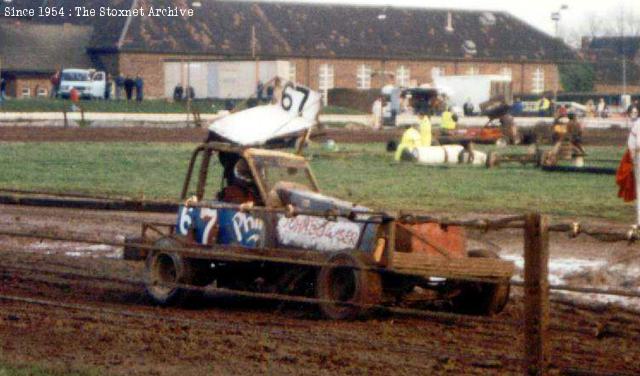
(538, 95), (551, 117)
(418, 111), (432, 147)
(440, 107), (457, 136)
(394, 124), (421, 161)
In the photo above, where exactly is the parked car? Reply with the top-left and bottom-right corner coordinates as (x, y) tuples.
(58, 69), (106, 99)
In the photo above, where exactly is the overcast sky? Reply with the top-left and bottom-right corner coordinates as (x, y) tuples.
(265, 0), (639, 38)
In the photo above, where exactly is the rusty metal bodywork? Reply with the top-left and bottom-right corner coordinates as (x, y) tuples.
(137, 142), (513, 316)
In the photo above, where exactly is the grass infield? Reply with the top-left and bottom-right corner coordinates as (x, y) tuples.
(0, 142), (630, 222)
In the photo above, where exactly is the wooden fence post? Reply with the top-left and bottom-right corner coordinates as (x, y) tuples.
(524, 213), (550, 375)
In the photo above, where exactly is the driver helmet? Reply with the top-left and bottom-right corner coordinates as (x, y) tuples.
(233, 159), (253, 184)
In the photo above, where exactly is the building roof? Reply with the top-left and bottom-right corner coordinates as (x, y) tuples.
(1, 0), (577, 63)
(117, 0), (576, 61)
(592, 60), (640, 86)
(0, 21), (94, 73)
(0, 0), (132, 51)
(588, 37), (640, 59)
(583, 37), (640, 85)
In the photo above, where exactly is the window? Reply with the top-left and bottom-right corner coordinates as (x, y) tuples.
(532, 67), (545, 94)
(289, 63), (297, 83)
(431, 66), (445, 79)
(396, 66), (411, 87)
(21, 87), (31, 98)
(466, 66), (479, 75)
(356, 64), (372, 90)
(61, 71), (89, 81)
(500, 66), (512, 79)
(37, 87), (48, 97)
(318, 64), (334, 105)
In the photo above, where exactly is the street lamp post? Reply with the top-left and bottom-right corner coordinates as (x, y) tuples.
(551, 4), (568, 39)
(550, 5), (568, 110)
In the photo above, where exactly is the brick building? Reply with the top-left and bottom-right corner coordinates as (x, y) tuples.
(582, 36), (640, 93)
(0, 21), (93, 98)
(0, 0), (577, 99)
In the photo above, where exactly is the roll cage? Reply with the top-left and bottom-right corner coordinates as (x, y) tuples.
(180, 142), (320, 205)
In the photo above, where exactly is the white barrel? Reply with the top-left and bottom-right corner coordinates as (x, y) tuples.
(415, 145), (464, 164)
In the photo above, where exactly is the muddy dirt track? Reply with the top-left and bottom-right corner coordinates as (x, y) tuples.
(0, 125), (628, 145)
(1, 205), (640, 375)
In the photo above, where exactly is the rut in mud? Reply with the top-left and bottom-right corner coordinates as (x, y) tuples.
(1, 205), (640, 375)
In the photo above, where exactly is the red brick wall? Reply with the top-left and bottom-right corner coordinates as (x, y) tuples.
(14, 77), (51, 98)
(113, 52), (562, 98)
(595, 84), (640, 93)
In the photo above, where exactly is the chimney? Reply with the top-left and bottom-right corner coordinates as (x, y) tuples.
(445, 11), (454, 33)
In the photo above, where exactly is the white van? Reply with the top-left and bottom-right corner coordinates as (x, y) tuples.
(59, 69), (106, 99)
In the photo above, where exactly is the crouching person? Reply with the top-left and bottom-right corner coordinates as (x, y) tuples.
(394, 123), (422, 162)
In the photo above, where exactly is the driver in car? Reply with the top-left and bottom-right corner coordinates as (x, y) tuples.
(217, 158), (262, 205)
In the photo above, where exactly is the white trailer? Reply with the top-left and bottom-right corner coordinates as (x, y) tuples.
(433, 75), (512, 114)
(163, 60), (291, 99)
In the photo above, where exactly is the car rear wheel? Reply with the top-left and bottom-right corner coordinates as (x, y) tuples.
(145, 237), (202, 306)
(316, 253), (382, 320)
(450, 249), (510, 315)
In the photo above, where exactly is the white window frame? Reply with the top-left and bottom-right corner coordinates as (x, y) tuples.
(21, 87), (31, 98)
(500, 66), (512, 80)
(318, 63), (334, 105)
(37, 87), (48, 97)
(396, 66), (411, 87)
(532, 66), (545, 94)
(466, 65), (480, 75)
(431, 66), (445, 79)
(289, 63), (297, 83)
(356, 64), (372, 90)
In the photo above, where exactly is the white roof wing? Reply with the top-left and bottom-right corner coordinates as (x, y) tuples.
(209, 84), (322, 146)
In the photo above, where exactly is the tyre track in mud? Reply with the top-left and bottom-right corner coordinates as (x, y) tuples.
(1, 205), (640, 375)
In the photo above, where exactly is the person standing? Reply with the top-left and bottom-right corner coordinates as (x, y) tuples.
(440, 107), (457, 136)
(418, 111), (432, 147)
(597, 98), (606, 118)
(566, 112), (584, 154)
(256, 81), (264, 103)
(0, 77), (6, 104)
(371, 96), (383, 130)
(104, 73), (112, 100)
(537, 95), (550, 117)
(123, 76), (135, 101)
(618, 105), (640, 223)
(272, 77), (283, 104)
(499, 113), (519, 145)
(134, 74), (144, 102)
(463, 98), (474, 116)
(512, 97), (524, 116)
(114, 73), (124, 100)
(50, 70), (61, 98)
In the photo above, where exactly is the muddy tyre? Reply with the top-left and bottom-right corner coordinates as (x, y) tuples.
(316, 253), (382, 320)
(145, 237), (202, 306)
(451, 249), (510, 316)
